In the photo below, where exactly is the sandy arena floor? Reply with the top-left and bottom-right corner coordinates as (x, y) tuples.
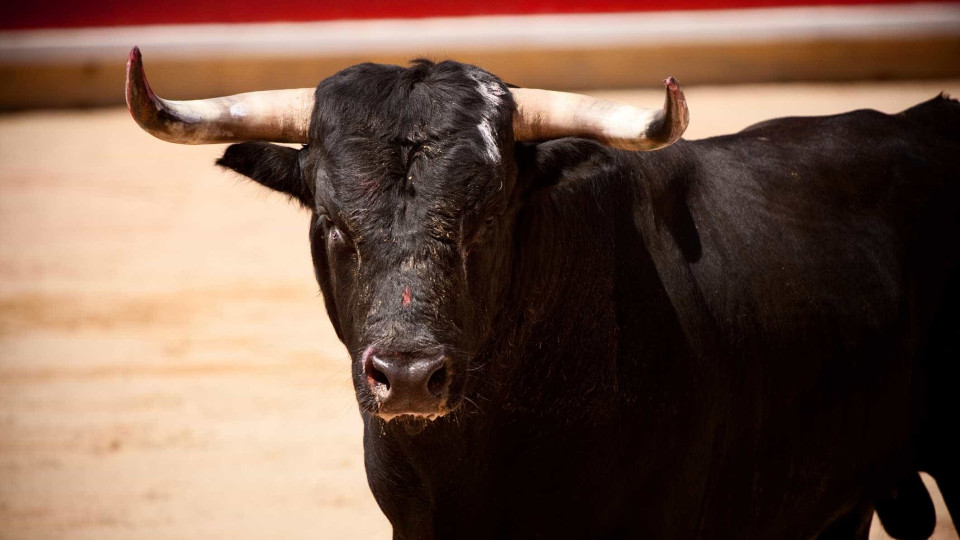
(1, 81), (958, 539)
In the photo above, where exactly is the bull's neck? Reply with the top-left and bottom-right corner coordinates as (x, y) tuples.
(473, 145), (695, 410)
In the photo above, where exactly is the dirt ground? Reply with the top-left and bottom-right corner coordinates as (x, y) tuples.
(1, 80), (958, 539)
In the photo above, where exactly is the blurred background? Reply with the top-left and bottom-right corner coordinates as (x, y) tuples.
(0, 1), (958, 538)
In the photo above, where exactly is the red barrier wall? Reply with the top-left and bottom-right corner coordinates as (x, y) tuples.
(2, 0), (953, 30)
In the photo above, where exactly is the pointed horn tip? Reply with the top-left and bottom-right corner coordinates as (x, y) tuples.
(124, 45), (164, 133)
(124, 46), (142, 113)
(663, 76), (681, 92)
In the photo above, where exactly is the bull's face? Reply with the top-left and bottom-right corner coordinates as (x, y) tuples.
(126, 48), (688, 422)
(217, 61), (520, 420)
(303, 62), (518, 420)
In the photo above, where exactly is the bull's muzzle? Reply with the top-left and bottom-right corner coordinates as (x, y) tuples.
(363, 349), (450, 419)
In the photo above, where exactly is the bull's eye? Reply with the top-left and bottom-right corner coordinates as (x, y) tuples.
(329, 225), (344, 245)
(318, 214), (349, 248)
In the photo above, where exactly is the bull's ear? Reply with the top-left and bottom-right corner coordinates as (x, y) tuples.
(216, 142), (312, 208)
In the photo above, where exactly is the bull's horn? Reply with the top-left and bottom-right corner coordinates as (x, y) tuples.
(125, 47), (315, 144)
(511, 77), (689, 151)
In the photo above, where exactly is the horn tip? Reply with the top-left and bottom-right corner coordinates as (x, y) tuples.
(663, 76), (680, 92)
(125, 46), (143, 112)
(125, 45), (164, 135)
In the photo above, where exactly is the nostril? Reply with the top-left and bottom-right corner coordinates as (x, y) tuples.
(365, 358), (390, 391)
(427, 363), (448, 397)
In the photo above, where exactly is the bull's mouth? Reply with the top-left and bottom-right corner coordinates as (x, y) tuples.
(373, 386), (468, 424)
(380, 410), (455, 435)
(377, 410), (446, 422)
(372, 383), (450, 421)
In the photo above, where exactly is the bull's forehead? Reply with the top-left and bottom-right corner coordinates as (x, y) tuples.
(308, 61), (513, 238)
(325, 140), (496, 241)
(311, 60), (510, 145)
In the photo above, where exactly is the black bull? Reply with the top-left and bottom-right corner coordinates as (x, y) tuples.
(181, 61), (958, 538)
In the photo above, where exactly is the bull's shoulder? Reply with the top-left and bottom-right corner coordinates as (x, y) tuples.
(665, 100), (960, 340)
(684, 98), (960, 197)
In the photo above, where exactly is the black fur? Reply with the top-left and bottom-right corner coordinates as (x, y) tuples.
(219, 61), (960, 539)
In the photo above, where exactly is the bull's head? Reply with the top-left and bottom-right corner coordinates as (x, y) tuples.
(126, 47), (688, 422)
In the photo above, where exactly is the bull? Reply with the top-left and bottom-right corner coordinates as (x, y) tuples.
(126, 47), (958, 539)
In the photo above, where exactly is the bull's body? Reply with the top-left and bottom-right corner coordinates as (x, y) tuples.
(127, 52), (959, 539)
(364, 100), (959, 539)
